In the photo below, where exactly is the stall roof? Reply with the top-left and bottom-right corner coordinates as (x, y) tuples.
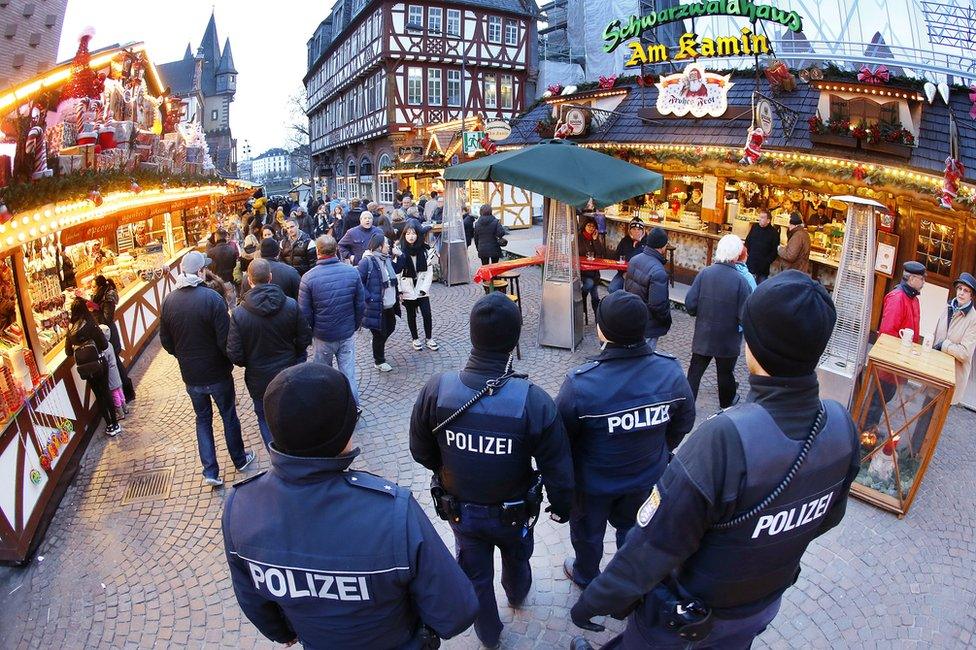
(504, 75), (976, 181)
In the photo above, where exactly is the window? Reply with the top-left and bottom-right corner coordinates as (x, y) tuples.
(483, 73), (497, 108)
(487, 16), (502, 43)
(446, 9), (461, 36)
(428, 7), (442, 33)
(829, 96), (899, 128)
(447, 69), (462, 107)
(428, 68), (442, 105)
(348, 159), (357, 176)
(407, 67), (423, 105)
(211, 109), (218, 120)
(500, 74), (513, 109)
(407, 5), (423, 29)
(378, 154), (395, 204)
(504, 19), (518, 45)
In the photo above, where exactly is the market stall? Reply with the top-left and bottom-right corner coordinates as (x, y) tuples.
(0, 34), (249, 563)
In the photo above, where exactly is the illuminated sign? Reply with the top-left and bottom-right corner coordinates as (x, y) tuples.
(603, 0), (803, 53)
(623, 27), (770, 67)
(655, 64), (734, 118)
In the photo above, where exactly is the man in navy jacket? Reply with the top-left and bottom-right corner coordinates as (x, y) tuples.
(299, 235), (366, 405)
(624, 227), (672, 348)
(223, 363), (478, 649)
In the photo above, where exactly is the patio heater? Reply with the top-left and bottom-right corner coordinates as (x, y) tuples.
(540, 197), (584, 349)
(440, 180), (471, 286)
(816, 196), (883, 406)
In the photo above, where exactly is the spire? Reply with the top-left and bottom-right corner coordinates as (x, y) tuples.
(217, 38), (237, 74)
(183, 42), (193, 59)
(199, 11), (220, 64)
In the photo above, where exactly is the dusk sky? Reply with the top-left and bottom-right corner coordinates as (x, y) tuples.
(57, 0), (325, 159)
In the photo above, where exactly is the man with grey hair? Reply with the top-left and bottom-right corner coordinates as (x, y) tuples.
(685, 234), (754, 408)
(337, 210), (384, 264)
(299, 235), (366, 406)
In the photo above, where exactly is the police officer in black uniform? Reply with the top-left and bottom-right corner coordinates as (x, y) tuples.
(556, 291), (696, 589)
(223, 363), (478, 649)
(569, 271), (861, 649)
(410, 292), (574, 649)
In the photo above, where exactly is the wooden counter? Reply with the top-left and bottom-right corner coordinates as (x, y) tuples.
(868, 333), (956, 385)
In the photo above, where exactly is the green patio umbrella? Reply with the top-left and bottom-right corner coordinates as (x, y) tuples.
(443, 139), (662, 209)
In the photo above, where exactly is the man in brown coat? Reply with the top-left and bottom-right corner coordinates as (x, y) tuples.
(777, 213), (811, 274)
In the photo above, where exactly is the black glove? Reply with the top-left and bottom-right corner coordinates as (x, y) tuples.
(545, 505), (569, 524)
(571, 600), (605, 633)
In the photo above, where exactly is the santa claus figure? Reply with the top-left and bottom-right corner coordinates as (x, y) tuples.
(739, 127), (766, 165)
(939, 156), (965, 210)
(682, 68), (709, 98)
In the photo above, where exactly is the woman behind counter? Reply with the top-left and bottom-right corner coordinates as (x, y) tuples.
(609, 218), (646, 293)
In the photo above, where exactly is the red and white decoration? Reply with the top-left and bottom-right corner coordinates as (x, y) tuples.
(740, 127), (766, 165)
(939, 157), (965, 210)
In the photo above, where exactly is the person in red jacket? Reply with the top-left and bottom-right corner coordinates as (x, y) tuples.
(864, 261), (926, 431)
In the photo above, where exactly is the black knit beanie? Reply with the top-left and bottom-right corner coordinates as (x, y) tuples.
(742, 270), (836, 376)
(260, 237), (280, 259)
(264, 363), (358, 457)
(646, 227), (668, 249)
(597, 291), (647, 345)
(470, 292), (522, 353)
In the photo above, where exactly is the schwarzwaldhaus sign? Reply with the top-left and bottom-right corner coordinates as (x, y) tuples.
(603, 0), (804, 53)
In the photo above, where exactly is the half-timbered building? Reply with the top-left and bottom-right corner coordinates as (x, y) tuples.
(305, 0), (539, 208)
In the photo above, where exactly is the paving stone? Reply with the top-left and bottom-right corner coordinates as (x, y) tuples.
(0, 240), (974, 648)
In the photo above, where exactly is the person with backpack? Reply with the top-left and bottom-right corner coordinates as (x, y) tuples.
(65, 298), (121, 436)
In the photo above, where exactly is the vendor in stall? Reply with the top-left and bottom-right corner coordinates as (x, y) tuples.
(578, 217), (608, 317)
(609, 218), (646, 293)
(684, 187), (704, 215)
(92, 240), (115, 266)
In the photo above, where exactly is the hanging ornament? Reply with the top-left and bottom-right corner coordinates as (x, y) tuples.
(939, 157), (965, 209)
(853, 165), (867, 181)
(29, 469), (42, 485)
(763, 60), (796, 92)
(860, 430), (877, 449)
(924, 82), (938, 105)
(0, 203), (11, 225)
(88, 186), (103, 206)
(739, 126), (765, 165)
(857, 65), (890, 85)
(40, 452), (52, 472)
(478, 134), (497, 155)
(26, 108), (52, 181)
(130, 178), (141, 193)
(598, 74), (617, 90)
(636, 74), (655, 87)
(882, 433), (901, 456)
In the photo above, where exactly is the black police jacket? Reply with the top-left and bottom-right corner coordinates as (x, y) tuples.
(223, 447), (478, 649)
(410, 349), (575, 518)
(555, 343), (695, 497)
(575, 374), (860, 622)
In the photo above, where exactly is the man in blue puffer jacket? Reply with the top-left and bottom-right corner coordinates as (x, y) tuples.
(624, 226), (672, 348)
(299, 235), (366, 405)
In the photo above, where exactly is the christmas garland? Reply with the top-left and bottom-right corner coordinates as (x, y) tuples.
(600, 145), (976, 213)
(0, 169), (223, 215)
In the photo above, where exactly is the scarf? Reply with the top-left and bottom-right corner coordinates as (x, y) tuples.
(899, 281), (920, 299)
(949, 298), (973, 320)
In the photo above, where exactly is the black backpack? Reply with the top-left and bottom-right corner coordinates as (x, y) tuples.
(74, 340), (106, 380)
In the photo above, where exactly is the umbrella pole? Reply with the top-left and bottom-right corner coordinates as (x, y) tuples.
(539, 199), (583, 350)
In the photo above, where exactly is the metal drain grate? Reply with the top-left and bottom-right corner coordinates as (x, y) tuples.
(120, 468), (174, 505)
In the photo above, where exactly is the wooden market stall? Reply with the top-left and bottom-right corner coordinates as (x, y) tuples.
(0, 33), (252, 563)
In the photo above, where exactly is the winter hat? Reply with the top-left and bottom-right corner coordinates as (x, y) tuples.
(742, 270), (835, 376)
(260, 238), (280, 259)
(789, 212), (804, 226)
(597, 291), (647, 345)
(627, 217), (646, 231)
(470, 292), (522, 353)
(264, 363), (358, 457)
(954, 272), (976, 294)
(903, 261), (926, 276)
(646, 227), (668, 249)
(181, 251), (211, 274)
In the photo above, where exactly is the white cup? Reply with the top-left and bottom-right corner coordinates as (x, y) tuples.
(899, 328), (914, 348)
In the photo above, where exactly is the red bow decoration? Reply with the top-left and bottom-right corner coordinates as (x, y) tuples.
(636, 74), (655, 87)
(858, 65), (889, 85)
(546, 84), (563, 95)
(598, 75), (617, 90)
(853, 165), (867, 181)
(479, 135), (497, 155)
(969, 84), (976, 120)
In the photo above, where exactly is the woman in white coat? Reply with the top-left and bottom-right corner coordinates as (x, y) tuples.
(933, 272), (976, 404)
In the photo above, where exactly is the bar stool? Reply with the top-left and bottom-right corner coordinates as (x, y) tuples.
(666, 244), (677, 287)
(482, 278), (509, 294)
(498, 270), (522, 315)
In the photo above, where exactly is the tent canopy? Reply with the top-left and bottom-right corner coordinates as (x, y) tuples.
(443, 139), (663, 210)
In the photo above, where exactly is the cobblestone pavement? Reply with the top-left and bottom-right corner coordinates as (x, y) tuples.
(1, 247), (975, 649)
